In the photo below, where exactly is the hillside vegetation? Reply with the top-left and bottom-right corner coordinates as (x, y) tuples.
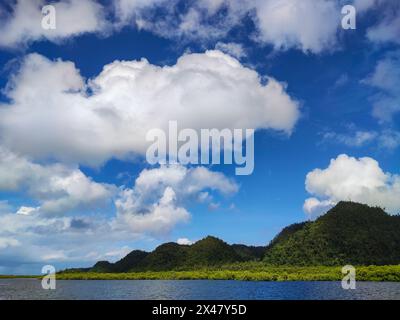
(264, 202), (400, 265)
(75, 236), (266, 273)
(63, 202), (400, 274)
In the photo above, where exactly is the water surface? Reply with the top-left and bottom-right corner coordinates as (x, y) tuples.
(0, 279), (399, 300)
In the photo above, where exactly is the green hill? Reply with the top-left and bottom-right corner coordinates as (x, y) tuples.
(264, 201), (400, 265)
(185, 236), (241, 267)
(68, 201), (400, 273)
(91, 261), (114, 273)
(136, 242), (189, 271)
(112, 250), (149, 272)
(86, 236), (264, 272)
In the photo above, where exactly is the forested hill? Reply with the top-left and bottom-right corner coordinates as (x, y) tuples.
(264, 201), (400, 265)
(66, 202), (400, 273)
(88, 236), (266, 272)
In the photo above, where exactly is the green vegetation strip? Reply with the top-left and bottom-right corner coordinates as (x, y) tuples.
(54, 264), (400, 281)
(0, 275), (39, 279)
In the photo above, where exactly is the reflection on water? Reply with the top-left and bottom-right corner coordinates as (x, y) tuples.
(0, 279), (399, 300)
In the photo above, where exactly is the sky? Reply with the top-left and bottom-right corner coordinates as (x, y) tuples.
(0, 0), (399, 274)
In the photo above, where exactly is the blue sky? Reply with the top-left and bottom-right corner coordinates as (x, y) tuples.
(0, 0), (399, 274)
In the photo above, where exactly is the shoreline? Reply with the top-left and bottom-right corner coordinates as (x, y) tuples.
(2, 265), (399, 282)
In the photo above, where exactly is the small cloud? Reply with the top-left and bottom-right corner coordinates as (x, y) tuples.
(177, 238), (193, 245)
(378, 130), (400, 150)
(322, 130), (377, 147)
(334, 74), (349, 87)
(116, 171), (134, 184)
(104, 246), (132, 260)
(215, 42), (246, 59)
(321, 127), (400, 151)
(41, 252), (68, 262)
(303, 198), (335, 220)
(16, 206), (38, 216)
(0, 237), (20, 249)
(208, 202), (220, 211)
(197, 191), (211, 203)
(362, 50), (400, 123)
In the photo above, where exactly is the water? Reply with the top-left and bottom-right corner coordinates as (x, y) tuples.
(0, 279), (399, 300)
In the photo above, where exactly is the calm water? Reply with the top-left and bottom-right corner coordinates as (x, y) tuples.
(0, 279), (399, 300)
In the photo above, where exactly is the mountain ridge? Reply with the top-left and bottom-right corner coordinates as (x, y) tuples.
(64, 201), (400, 273)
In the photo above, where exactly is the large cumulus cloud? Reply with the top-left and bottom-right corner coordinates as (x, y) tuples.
(0, 50), (300, 166)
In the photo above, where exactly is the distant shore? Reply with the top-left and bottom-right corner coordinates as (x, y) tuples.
(3, 265), (399, 281)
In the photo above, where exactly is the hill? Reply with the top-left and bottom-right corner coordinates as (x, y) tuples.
(86, 236), (265, 272)
(64, 201), (400, 273)
(185, 236), (241, 267)
(264, 201), (400, 265)
(112, 250), (149, 272)
(136, 242), (189, 271)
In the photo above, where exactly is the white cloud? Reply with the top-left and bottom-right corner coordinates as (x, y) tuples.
(0, 209), (125, 271)
(0, 51), (299, 166)
(0, 237), (20, 249)
(365, 52), (400, 93)
(208, 202), (220, 211)
(352, 0), (381, 12)
(334, 73), (349, 87)
(177, 238), (193, 245)
(363, 50), (400, 123)
(0, 164), (236, 271)
(0, 0), (394, 53)
(322, 128), (400, 150)
(114, 165), (238, 235)
(0, 0), (394, 57)
(252, 0), (341, 53)
(304, 154), (400, 215)
(367, 3), (400, 45)
(113, 0), (245, 43)
(103, 246), (132, 260)
(303, 197), (336, 219)
(113, 0), (167, 26)
(0, 153), (238, 268)
(16, 206), (38, 216)
(322, 125), (400, 151)
(112, 0), (400, 54)
(378, 130), (400, 150)
(112, 0), (343, 54)
(115, 186), (191, 236)
(322, 130), (378, 147)
(0, 147), (114, 215)
(0, 0), (107, 48)
(41, 251), (69, 262)
(215, 42), (246, 59)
